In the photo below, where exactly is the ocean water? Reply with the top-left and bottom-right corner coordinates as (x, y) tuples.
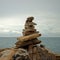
(0, 37), (60, 54)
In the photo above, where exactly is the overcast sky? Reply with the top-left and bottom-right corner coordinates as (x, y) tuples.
(0, 0), (60, 37)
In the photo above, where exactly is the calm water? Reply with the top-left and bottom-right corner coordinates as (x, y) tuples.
(0, 37), (60, 54)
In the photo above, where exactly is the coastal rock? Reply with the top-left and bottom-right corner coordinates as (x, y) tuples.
(0, 16), (58, 60)
(0, 48), (30, 60)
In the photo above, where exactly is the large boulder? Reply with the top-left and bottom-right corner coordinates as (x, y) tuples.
(0, 48), (30, 60)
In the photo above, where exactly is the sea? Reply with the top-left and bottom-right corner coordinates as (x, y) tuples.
(0, 37), (60, 54)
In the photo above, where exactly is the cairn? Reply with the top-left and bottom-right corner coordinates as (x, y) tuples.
(15, 17), (56, 60)
(15, 17), (41, 48)
(0, 17), (57, 60)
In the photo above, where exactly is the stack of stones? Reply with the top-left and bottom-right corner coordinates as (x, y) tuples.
(15, 17), (41, 48)
(15, 17), (56, 60)
(0, 17), (58, 60)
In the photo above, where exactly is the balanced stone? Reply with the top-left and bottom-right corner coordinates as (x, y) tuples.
(15, 16), (41, 48)
(17, 33), (41, 42)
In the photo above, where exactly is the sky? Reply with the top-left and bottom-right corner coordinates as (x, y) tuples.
(0, 0), (60, 37)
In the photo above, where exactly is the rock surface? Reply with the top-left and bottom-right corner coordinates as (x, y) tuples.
(0, 48), (30, 60)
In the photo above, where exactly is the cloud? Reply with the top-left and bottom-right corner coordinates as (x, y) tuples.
(0, 25), (22, 34)
(0, 14), (60, 37)
(0, 25), (23, 37)
(0, 0), (60, 37)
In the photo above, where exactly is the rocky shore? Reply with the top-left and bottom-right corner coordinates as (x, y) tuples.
(0, 17), (60, 60)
